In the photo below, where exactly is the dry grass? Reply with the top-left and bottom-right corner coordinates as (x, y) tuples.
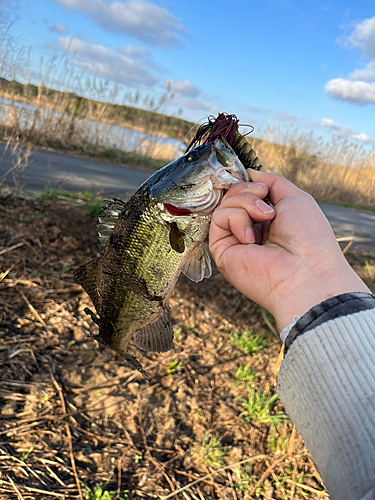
(248, 126), (375, 207)
(3, 91), (375, 207)
(0, 87), (180, 166)
(4, 192), (372, 499)
(0, 29), (183, 169)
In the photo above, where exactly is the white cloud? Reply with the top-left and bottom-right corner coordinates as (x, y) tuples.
(351, 133), (375, 145)
(326, 17), (375, 105)
(319, 117), (375, 145)
(48, 37), (159, 87)
(324, 78), (375, 104)
(275, 111), (297, 121)
(117, 45), (149, 58)
(171, 95), (218, 113)
(49, 23), (69, 34)
(166, 79), (201, 98)
(349, 61), (375, 81)
(247, 105), (297, 121)
(164, 79), (217, 113)
(247, 105), (266, 113)
(346, 16), (375, 60)
(56, 0), (188, 48)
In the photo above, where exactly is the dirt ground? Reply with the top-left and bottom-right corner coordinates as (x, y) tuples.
(0, 191), (374, 500)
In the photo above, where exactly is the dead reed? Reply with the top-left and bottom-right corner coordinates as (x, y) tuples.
(250, 126), (375, 207)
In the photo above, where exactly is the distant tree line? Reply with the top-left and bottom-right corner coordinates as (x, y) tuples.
(0, 77), (196, 140)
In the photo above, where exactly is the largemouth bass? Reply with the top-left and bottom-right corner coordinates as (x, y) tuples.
(74, 137), (249, 374)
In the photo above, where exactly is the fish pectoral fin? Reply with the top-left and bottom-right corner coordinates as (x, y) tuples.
(169, 222), (185, 253)
(133, 307), (174, 353)
(181, 243), (212, 283)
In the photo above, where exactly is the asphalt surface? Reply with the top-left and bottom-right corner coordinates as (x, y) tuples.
(1, 142), (374, 252)
(0, 143), (151, 199)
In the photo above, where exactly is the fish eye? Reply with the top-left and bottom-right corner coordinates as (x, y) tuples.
(185, 151), (200, 162)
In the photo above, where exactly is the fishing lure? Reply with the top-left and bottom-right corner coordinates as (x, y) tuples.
(185, 112), (262, 171)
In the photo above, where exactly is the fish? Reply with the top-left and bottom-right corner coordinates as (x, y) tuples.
(74, 136), (250, 376)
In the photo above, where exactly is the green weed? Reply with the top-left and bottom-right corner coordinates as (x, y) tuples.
(173, 327), (183, 342)
(232, 329), (268, 354)
(83, 472), (129, 500)
(166, 359), (185, 375)
(232, 463), (255, 493)
(37, 187), (60, 201)
(274, 465), (313, 498)
(126, 152), (167, 171)
(365, 260), (375, 274)
(191, 435), (226, 468)
(235, 363), (256, 386)
(240, 389), (288, 426)
(37, 187), (105, 217)
(86, 197), (106, 217)
(84, 485), (129, 500)
(253, 304), (277, 335)
(21, 444), (35, 462)
(268, 423), (290, 453)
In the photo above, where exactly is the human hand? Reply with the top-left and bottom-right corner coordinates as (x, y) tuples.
(209, 171), (371, 331)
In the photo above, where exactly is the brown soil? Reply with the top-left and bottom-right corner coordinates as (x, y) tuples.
(0, 192), (373, 499)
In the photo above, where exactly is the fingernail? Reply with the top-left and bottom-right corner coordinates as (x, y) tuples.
(245, 226), (255, 243)
(246, 182), (266, 190)
(255, 199), (275, 214)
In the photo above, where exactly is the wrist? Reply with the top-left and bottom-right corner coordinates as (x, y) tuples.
(282, 291), (375, 350)
(271, 260), (371, 332)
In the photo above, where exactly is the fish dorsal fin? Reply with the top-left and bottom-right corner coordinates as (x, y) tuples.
(181, 243), (212, 283)
(133, 307), (174, 353)
(97, 198), (127, 251)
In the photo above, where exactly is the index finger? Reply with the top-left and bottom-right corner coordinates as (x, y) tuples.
(249, 170), (314, 206)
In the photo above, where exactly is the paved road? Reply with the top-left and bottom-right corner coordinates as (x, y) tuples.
(0, 143), (151, 199)
(1, 143), (374, 252)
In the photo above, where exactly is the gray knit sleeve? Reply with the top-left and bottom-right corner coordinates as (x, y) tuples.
(278, 293), (375, 500)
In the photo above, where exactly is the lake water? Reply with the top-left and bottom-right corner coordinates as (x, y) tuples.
(0, 96), (184, 158)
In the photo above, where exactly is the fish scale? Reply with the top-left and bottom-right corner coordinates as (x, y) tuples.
(77, 188), (211, 354)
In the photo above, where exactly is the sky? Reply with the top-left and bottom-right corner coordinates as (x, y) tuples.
(1, 0), (375, 147)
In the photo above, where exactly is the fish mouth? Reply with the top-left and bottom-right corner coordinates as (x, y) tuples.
(162, 179), (224, 216)
(164, 204), (192, 216)
(158, 137), (249, 217)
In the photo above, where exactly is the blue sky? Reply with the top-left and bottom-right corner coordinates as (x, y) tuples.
(2, 0), (375, 146)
